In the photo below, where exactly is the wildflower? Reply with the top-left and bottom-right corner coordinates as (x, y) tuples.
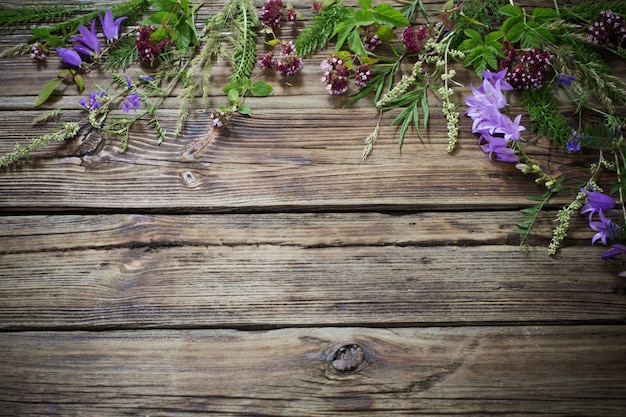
(495, 114), (525, 142)
(139, 75), (155, 81)
(211, 109), (227, 127)
(589, 10), (626, 47)
(71, 20), (101, 56)
(402, 26), (428, 54)
(78, 89), (105, 110)
(478, 133), (519, 163)
(258, 53), (275, 69)
(135, 25), (171, 62)
(500, 44), (551, 90)
(566, 131), (586, 152)
(274, 55), (303, 76)
(286, 5), (298, 23)
(260, 0), (284, 30)
(312, 1), (322, 13)
(355, 64), (372, 88)
(56, 47), (83, 67)
(280, 41), (296, 56)
(481, 69), (513, 91)
(557, 73), (576, 87)
(30, 43), (46, 60)
(99, 9), (127, 42)
(321, 55), (350, 95)
(122, 93), (140, 113)
(362, 26), (382, 52)
(580, 188), (616, 219)
(124, 75), (132, 89)
(601, 244), (626, 260)
(465, 69), (523, 163)
(589, 211), (620, 245)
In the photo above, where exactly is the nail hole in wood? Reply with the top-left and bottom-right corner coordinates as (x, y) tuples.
(332, 344), (364, 372)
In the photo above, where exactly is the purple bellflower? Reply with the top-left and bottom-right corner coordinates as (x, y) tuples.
(100, 10), (127, 42)
(580, 188), (616, 219)
(589, 211), (619, 245)
(72, 20), (101, 56)
(479, 134), (519, 163)
(496, 114), (525, 142)
(56, 47), (83, 67)
(602, 243), (626, 260)
(479, 69), (514, 92)
(465, 69), (524, 163)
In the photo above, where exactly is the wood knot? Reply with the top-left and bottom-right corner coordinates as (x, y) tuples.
(180, 170), (199, 187)
(332, 344), (364, 372)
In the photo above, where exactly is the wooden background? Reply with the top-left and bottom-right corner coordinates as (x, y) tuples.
(1, 0), (625, 415)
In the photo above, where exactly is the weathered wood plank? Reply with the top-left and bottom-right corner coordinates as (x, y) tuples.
(0, 109), (594, 212)
(0, 210), (594, 254)
(1, 326), (625, 416)
(1, 243), (623, 329)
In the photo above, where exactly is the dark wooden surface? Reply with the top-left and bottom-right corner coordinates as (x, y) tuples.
(1, 1), (625, 415)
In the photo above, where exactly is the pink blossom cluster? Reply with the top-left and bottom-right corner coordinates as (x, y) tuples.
(319, 56), (373, 95)
(135, 25), (172, 62)
(260, 0), (297, 30)
(258, 41), (303, 76)
(401, 25), (428, 54)
(499, 42), (551, 90)
(589, 10), (626, 47)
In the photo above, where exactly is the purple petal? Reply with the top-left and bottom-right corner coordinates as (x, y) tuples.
(56, 47), (83, 67)
(72, 20), (100, 55)
(100, 9), (126, 41)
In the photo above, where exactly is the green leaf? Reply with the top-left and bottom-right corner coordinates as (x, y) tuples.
(148, 0), (177, 11)
(372, 4), (409, 28)
(251, 80), (273, 97)
(358, 0), (373, 10)
(74, 73), (84, 92)
(348, 29), (367, 56)
(458, 38), (478, 52)
(532, 7), (558, 22)
(375, 25), (397, 42)
(354, 9), (376, 26)
(35, 77), (62, 107)
(421, 92), (429, 131)
(238, 104), (252, 117)
(463, 28), (483, 44)
(222, 82), (242, 95)
(333, 21), (353, 51)
(499, 4), (522, 17)
(227, 88), (240, 102)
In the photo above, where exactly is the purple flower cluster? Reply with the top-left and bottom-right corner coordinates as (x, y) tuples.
(135, 25), (172, 62)
(78, 89), (105, 110)
(579, 189), (621, 251)
(565, 131), (587, 152)
(355, 64), (373, 88)
(499, 42), (551, 90)
(589, 10), (626, 47)
(56, 10), (126, 68)
(319, 56), (372, 95)
(362, 26), (382, 52)
(321, 55), (351, 95)
(401, 26), (428, 54)
(30, 42), (47, 61)
(260, 0), (297, 30)
(466, 69), (525, 163)
(557, 73), (576, 87)
(258, 41), (303, 76)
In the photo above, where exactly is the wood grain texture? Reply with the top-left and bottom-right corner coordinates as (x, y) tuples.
(1, 326), (625, 416)
(1, 243), (624, 329)
(0, 0), (625, 415)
